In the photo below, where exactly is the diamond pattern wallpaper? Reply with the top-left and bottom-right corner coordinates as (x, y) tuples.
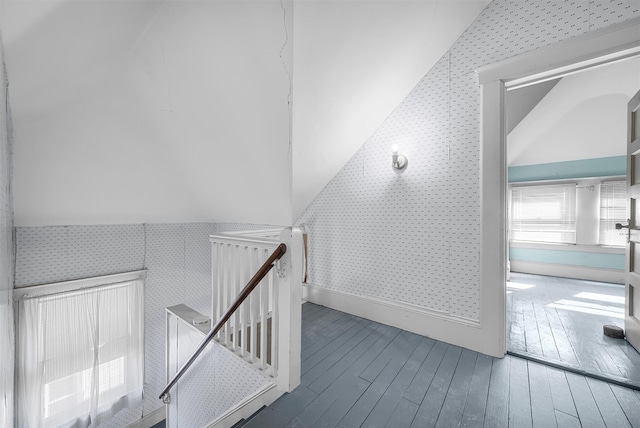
(296, 0), (640, 322)
(14, 223), (271, 426)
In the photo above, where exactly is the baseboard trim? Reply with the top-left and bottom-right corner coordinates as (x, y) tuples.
(510, 260), (624, 284)
(302, 283), (495, 355)
(205, 383), (282, 428)
(125, 406), (165, 428)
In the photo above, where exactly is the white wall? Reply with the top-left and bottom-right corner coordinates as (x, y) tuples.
(508, 57), (640, 166)
(3, 0), (293, 227)
(0, 28), (15, 428)
(291, 0), (491, 220)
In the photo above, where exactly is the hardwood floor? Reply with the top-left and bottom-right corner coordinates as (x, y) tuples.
(241, 302), (640, 428)
(507, 272), (640, 388)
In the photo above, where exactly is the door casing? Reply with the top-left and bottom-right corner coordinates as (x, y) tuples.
(477, 17), (640, 358)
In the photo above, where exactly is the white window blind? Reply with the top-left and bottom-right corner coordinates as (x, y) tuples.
(510, 183), (577, 244)
(600, 181), (627, 246)
(17, 277), (144, 428)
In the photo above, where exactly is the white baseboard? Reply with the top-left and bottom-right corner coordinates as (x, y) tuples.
(125, 406), (165, 428)
(510, 260), (624, 284)
(205, 383), (283, 428)
(302, 283), (496, 356)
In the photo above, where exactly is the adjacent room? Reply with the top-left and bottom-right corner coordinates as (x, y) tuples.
(506, 57), (640, 387)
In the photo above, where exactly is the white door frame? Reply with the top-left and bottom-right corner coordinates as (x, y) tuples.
(477, 17), (640, 358)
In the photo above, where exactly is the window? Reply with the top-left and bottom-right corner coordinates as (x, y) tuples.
(511, 183), (577, 244)
(600, 181), (627, 246)
(16, 273), (144, 428)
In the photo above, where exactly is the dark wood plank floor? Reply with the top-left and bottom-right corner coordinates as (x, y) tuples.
(243, 303), (640, 428)
(507, 272), (640, 387)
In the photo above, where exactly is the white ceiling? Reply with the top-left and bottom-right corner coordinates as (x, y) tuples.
(1, 0), (490, 226)
(508, 57), (640, 166)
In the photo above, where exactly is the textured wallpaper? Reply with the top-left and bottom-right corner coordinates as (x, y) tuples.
(296, 0), (640, 322)
(14, 223), (272, 427)
(0, 36), (15, 428)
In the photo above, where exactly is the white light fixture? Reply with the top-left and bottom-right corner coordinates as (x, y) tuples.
(391, 144), (408, 171)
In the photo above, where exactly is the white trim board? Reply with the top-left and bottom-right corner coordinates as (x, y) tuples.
(478, 17), (640, 358)
(205, 383), (282, 428)
(125, 406), (165, 428)
(510, 261), (625, 285)
(301, 284), (504, 356)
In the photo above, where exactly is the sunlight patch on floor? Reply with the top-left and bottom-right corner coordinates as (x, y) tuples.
(574, 291), (625, 305)
(548, 299), (624, 319)
(507, 281), (536, 290)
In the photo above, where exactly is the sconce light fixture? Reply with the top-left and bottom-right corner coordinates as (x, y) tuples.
(391, 144), (408, 171)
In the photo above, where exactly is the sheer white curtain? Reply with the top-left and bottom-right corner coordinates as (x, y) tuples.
(17, 279), (144, 428)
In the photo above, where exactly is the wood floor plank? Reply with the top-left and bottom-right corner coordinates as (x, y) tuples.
(302, 321), (380, 385)
(256, 302), (640, 428)
(243, 385), (318, 428)
(302, 302), (323, 316)
(385, 398), (420, 428)
(302, 316), (364, 361)
(532, 303), (560, 360)
(508, 356), (532, 428)
(302, 310), (348, 338)
(527, 361), (557, 428)
(313, 377), (371, 428)
(508, 273), (640, 386)
(340, 331), (422, 428)
(307, 324), (394, 393)
(543, 307), (579, 365)
(285, 375), (370, 428)
(342, 325), (402, 379)
(610, 384), (640, 428)
(434, 348), (478, 428)
(402, 340), (448, 405)
(302, 318), (370, 373)
(509, 309), (527, 352)
(459, 354), (492, 427)
(554, 306), (613, 374)
(302, 304), (334, 323)
(522, 301), (543, 356)
(483, 356), (510, 428)
(360, 337), (434, 428)
(565, 372), (606, 428)
(545, 366), (578, 417)
(586, 377), (632, 428)
(554, 411), (581, 428)
(359, 331), (417, 383)
(410, 345), (463, 428)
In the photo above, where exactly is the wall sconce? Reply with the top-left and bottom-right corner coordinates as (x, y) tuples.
(391, 144), (408, 171)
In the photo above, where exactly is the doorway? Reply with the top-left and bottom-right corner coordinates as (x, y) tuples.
(504, 58), (640, 387)
(477, 17), (640, 380)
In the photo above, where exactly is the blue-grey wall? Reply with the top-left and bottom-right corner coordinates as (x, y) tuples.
(509, 156), (627, 276)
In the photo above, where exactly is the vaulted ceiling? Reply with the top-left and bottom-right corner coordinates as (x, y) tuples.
(1, 0), (490, 226)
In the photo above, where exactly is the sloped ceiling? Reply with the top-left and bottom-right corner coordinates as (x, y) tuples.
(508, 57), (640, 166)
(2, 0), (490, 227)
(291, 0), (491, 220)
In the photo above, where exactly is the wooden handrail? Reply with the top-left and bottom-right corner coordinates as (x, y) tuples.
(159, 243), (287, 402)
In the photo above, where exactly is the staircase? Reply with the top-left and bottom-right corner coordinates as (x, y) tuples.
(163, 227), (303, 428)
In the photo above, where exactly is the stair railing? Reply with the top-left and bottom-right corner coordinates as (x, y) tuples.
(159, 243), (287, 403)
